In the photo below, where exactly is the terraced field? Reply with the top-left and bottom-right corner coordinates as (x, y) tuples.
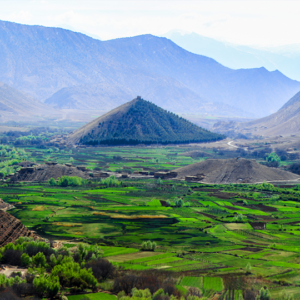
(3, 146), (300, 299)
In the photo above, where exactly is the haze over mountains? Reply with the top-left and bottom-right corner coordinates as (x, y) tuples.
(164, 31), (300, 82)
(213, 90), (300, 137)
(0, 20), (300, 118)
(0, 81), (55, 120)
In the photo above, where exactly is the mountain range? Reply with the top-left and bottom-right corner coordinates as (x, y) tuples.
(212, 90), (300, 137)
(163, 31), (300, 82)
(0, 20), (300, 118)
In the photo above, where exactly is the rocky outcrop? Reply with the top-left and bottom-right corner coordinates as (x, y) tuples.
(0, 211), (34, 247)
(0, 199), (13, 211)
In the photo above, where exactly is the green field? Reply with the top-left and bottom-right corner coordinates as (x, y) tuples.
(2, 142), (300, 299)
(67, 292), (116, 300)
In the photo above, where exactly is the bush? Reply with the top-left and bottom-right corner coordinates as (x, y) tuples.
(48, 177), (57, 186)
(101, 176), (120, 187)
(85, 258), (115, 282)
(141, 240), (157, 251)
(57, 176), (86, 187)
(289, 163), (300, 175)
(113, 274), (160, 294)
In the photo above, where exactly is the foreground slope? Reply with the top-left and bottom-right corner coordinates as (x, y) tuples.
(67, 97), (224, 145)
(174, 158), (300, 183)
(213, 90), (300, 137)
(0, 20), (299, 117)
(0, 211), (35, 247)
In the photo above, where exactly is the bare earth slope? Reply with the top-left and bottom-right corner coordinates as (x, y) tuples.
(0, 211), (34, 247)
(0, 199), (13, 211)
(174, 158), (300, 183)
(213, 90), (300, 137)
(11, 163), (89, 182)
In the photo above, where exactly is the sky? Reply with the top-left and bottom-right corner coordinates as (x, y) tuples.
(1, 0), (300, 47)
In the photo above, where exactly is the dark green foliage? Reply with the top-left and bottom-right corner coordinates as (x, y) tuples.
(85, 258), (115, 281)
(258, 286), (271, 300)
(55, 176), (87, 187)
(79, 99), (225, 145)
(141, 240), (157, 251)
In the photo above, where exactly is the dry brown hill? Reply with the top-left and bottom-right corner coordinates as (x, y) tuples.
(174, 158), (300, 183)
(10, 163), (89, 182)
(0, 211), (35, 247)
(213, 90), (300, 137)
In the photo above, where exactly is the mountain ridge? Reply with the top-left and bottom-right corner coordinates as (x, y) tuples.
(212, 90), (300, 137)
(0, 20), (300, 118)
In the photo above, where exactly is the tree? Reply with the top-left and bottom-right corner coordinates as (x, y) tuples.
(33, 274), (60, 298)
(47, 276), (60, 298)
(245, 263), (252, 274)
(267, 152), (280, 163)
(141, 241), (157, 251)
(257, 287), (271, 300)
(48, 178), (57, 186)
(85, 258), (115, 281)
(20, 253), (31, 267)
(32, 252), (46, 267)
(33, 275), (48, 297)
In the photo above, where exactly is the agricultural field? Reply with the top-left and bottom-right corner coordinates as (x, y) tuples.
(2, 144), (300, 299)
(67, 292), (116, 300)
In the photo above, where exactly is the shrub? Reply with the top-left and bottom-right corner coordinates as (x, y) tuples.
(141, 241), (157, 251)
(245, 263), (252, 274)
(258, 286), (271, 300)
(113, 274), (160, 294)
(85, 258), (115, 281)
(57, 176), (86, 187)
(48, 178), (57, 186)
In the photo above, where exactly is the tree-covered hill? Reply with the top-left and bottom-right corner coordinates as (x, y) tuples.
(67, 97), (225, 145)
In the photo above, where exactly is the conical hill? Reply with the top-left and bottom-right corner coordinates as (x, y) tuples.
(67, 97), (225, 145)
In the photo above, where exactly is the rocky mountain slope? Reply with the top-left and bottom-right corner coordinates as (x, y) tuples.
(0, 20), (299, 117)
(174, 158), (300, 184)
(67, 97), (224, 145)
(0, 211), (35, 247)
(213, 90), (300, 137)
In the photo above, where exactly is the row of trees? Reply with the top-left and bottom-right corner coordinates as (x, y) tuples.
(49, 176), (87, 187)
(0, 237), (115, 298)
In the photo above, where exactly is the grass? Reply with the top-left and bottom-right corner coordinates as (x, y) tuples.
(2, 145), (300, 285)
(67, 292), (116, 300)
(203, 277), (224, 292)
(180, 276), (203, 288)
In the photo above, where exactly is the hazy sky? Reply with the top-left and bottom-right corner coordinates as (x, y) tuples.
(1, 0), (300, 46)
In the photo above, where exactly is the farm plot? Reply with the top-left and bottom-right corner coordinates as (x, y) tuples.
(180, 276), (203, 288)
(68, 292), (116, 300)
(203, 277), (224, 292)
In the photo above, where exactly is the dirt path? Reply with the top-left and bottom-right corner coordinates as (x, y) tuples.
(0, 265), (27, 277)
(228, 140), (248, 151)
